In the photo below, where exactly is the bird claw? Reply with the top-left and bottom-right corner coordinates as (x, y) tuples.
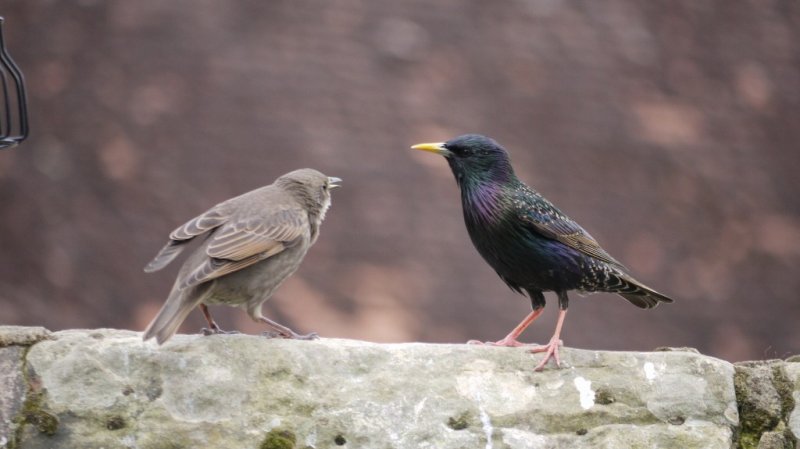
(468, 337), (531, 347)
(261, 331), (319, 341)
(201, 327), (240, 336)
(491, 336), (532, 347)
(260, 331), (282, 339)
(293, 332), (319, 341)
(529, 338), (564, 371)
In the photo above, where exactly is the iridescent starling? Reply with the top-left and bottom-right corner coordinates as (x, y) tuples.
(143, 168), (341, 344)
(412, 134), (673, 370)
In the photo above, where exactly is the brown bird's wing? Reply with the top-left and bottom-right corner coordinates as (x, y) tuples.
(144, 206), (229, 273)
(179, 207), (308, 289)
(515, 189), (626, 270)
(170, 207), (230, 241)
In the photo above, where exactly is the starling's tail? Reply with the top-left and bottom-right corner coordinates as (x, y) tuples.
(143, 283), (208, 345)
(609, 272), (675, 309)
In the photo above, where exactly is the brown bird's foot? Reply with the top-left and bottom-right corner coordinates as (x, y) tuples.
(201, 326), (240, 336)
(261, 330), (319, 340)
(257, 314), (319, 341)
(199, 304), (239, 337)
(528, 337), (564, 371)
(290, 331), (319, 340)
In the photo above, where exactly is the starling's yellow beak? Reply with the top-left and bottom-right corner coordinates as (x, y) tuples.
(328, 177), (342, 189)
(411, 142), (451, 156)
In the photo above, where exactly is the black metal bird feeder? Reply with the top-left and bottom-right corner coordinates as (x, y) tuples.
(0, 16), (29, 149)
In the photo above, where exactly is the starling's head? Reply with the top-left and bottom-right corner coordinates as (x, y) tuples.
(411, 134), (514, 186)
(277, 168), (341, 221)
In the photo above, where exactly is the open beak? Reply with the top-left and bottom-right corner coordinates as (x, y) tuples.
(411, 142), (451, 157)
(327, 177), (342, 189)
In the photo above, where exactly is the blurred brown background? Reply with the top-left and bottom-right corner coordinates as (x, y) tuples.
(1, 1), (798, 362)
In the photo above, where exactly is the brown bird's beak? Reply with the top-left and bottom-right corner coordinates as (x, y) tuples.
(327, 177), (342, 189)
(411, 142), (452, 157)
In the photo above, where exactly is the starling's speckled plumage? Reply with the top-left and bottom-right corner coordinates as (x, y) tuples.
(143, 168), (341, 345)
(412, 134), (673, 370)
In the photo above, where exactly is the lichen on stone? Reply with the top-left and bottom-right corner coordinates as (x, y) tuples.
(447, 412), (470, 430)
(771, 364), (796, 423)
(0, 326), (52, 348)
(595, 389), (615, 405)
(755, 429), (792, 449)
(654, 346), (700, 354)
(668, 416), (686, 426)
(105, 415), (126, 430)
(260, 429), (296, 449)
(733, 360), (798, 449)
(18, 390), (58, 436)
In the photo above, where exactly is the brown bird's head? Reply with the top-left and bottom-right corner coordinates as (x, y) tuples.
(276, 168), (341, 222)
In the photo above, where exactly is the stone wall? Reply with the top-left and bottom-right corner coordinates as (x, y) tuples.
(0, 326), (797, 449)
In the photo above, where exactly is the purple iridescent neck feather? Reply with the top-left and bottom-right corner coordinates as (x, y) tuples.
(457, 160), (516, 224)
(462, 182), (502, 223)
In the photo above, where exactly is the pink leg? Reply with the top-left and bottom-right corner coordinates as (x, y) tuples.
(200, 304), (242, 336)
(257, 316), (318, 340)
(529, 309), (567, 371)
(468, 308), (545, 347)
(200, 304), (223, 332)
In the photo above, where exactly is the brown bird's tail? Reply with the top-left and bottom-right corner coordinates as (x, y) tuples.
(143, 283), (207, 345)
(608, 272), (675, 309)
(144, 240), (187, 273)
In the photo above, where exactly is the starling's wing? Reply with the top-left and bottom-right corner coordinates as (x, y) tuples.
(144, 207), (229, 273)
(179, 207), (308, 289)
(516, 190), (627, 270)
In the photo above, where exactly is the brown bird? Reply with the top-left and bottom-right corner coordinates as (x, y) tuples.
(143, 168), (341, 344)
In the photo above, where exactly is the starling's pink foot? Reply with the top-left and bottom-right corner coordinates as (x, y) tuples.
(527, 308), (568, 371)
(490, 335), (532, 347)
(529, 337), (564, 371)
(467, 336), (530, 347)
(467, 308), (545, 347)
